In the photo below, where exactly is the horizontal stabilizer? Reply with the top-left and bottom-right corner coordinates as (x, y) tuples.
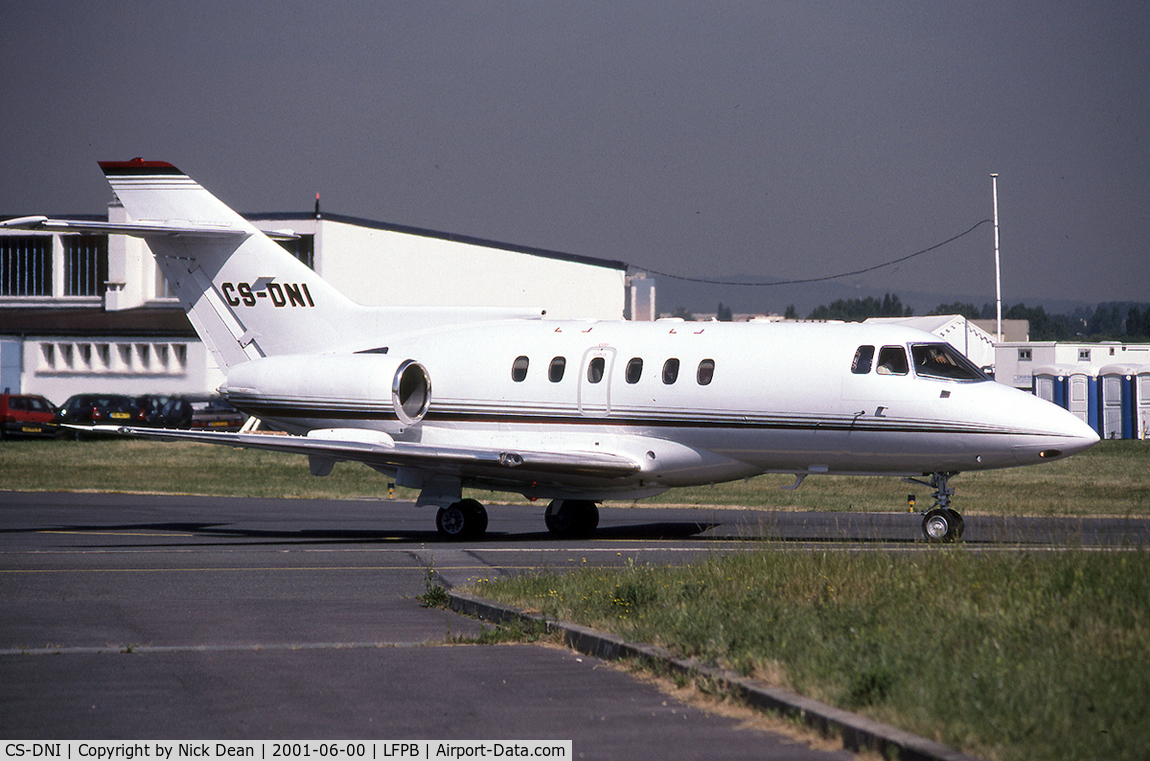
(0, 215), (297, 240)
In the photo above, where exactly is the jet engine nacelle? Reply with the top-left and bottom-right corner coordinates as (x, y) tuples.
(223, 353), (431, 427)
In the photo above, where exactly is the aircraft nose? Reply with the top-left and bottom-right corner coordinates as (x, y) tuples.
(1029, 400), (1100, 462)
(980, 384), (1102, 468)
(1058, 409), (1101, 454)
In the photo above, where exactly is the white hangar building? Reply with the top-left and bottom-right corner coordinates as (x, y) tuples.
(994, 340), (1150, 391)
(0, 201), (627, 403)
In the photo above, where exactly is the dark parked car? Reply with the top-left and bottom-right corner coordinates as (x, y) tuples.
(189, 396), (247, 431)
(155, 396), (194, 428)
(0, 394), (60, 439)
(151, 395), (246, 431)
(57, 394), (147, 436)
(137, 394), (182, 427)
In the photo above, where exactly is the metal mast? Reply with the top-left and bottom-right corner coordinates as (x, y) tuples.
(991, 173), (1002, 342)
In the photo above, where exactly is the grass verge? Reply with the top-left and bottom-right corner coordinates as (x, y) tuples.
(1, 438), (1147, 518)
(473, 549), (1150, 761)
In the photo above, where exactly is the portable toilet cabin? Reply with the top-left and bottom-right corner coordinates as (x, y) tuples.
(1099, 364), (1138, 439)
(1066, 365), (1102, 434)
(1033, 365), (1069, 409)
(1138, 365), (1150, 440)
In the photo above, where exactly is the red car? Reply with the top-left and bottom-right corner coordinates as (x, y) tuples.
(0, 394), (60, 439)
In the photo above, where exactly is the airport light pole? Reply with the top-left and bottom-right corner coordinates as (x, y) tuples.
(991, 173), (1002, 343)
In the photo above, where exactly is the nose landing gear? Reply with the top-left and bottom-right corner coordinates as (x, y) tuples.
(905, 472), (964, 543)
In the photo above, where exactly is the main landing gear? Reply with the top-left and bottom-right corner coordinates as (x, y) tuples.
(435, 499), (488, 540)
(544, 499), (600, 538)
(433, 498), (600, 540)
(905, 472), (965, 543)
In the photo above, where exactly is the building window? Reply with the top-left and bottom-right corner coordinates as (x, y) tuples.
(1018, 349), (1032, 362)
(38, 340), (189, 375)
(1078, 349), (1091, 362)
(277, 234), (315, 269)
(1, 236), (51, 296)
(64, 235), (109, 297)
(156, 266), (175, 298)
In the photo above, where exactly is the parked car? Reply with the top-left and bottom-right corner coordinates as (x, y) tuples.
(189, 396), (247, 431)
(136, 394), (182, 427)
(148, 395), (245, 431)
(0, 394), (60, 439)
(155, 396), (194, 428)
(57, 394), (148, 436)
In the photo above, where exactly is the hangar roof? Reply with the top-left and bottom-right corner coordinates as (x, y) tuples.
(250, 211), (629, 272)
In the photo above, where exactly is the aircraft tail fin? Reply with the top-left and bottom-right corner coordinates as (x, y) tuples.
(99, 160), (367, 371)
(2, 160), (545, 371)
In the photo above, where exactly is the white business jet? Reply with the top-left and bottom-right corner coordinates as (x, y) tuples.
(2, 160), (1099, 542)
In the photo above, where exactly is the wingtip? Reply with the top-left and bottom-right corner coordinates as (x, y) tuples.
(0, 215), (48, 229)
(99, 158), (182, 175)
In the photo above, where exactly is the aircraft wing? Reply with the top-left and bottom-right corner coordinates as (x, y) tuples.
(83, 426), (642, 480)
(0, 216), (297, 240)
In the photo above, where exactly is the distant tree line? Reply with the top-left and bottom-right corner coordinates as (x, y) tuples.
(671, 298), (1150, 341)
(807, 293), (913, 321)
(925, 301), (1150, 341)
(797, 296), (1150, 341)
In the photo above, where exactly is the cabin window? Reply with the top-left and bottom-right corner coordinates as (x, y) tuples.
(911, 344), (987, 381)
(662, 358), (680, 384)
(587, 356), (606, 383)
(876, 346), (909, 376)
(511, 356), (529, 382)
(625, 358), (643, 384)
(697, 359), (715, 385)
(548, 356), (566, 382)
(851, 345), (874, 374)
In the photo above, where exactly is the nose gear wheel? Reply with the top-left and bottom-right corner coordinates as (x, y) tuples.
(905, 472), (964, 543)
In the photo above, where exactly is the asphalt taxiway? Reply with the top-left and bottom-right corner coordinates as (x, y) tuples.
(2, 491), (1146, 756)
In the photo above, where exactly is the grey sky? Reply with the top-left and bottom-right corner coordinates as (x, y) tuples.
(2, 1), (1147, 311)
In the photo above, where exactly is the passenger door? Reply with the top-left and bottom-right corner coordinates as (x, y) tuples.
(578, 347), (616, 417)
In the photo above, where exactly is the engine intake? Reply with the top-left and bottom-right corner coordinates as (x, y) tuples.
(393, 359), (431, 425)
(223, 354), (432, 428)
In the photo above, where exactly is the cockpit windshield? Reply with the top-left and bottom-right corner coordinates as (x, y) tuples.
(911, 343), (988, 382)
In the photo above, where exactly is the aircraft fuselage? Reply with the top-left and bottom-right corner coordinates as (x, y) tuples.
(221, 318), (1098, 502)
